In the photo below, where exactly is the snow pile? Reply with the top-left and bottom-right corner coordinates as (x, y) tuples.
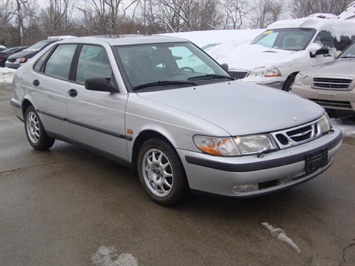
(0, 67), (15, 84)
(338, 1), (355, 20)
(161, 29), (264, 48)
(91, 246), (138, 266)
(261, 222), (301, 254)
(331, 117), (355, 137)
(308, 13), (338, 19)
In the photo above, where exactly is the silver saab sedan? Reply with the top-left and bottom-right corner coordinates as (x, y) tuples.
(10, 36), (342, 206)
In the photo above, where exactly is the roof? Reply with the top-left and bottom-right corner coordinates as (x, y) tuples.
(267, 17), (355, 39)
(58, 35), (189, 46)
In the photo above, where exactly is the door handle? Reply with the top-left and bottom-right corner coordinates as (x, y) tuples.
(33, 79), (40, 86)
(68, 89), (78, 97)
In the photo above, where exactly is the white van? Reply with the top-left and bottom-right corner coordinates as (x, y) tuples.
(210, 17), (355, 91)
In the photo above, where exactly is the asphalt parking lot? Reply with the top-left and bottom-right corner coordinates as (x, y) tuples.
(1, 84), (354, 266)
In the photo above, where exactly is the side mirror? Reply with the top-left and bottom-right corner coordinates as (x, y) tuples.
(310, 47), (329, 58)
(221, 63), (229, 72)
(85, 77), (118, 92)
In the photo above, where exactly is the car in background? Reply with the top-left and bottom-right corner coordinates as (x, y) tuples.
(292, 41), (355, 113)
(10, 36), (342, 206)
(209, 17), (355, 91)
(0, 46), (28, 67)
(0, 45), (7, 52)
(5, 36), (75, 69)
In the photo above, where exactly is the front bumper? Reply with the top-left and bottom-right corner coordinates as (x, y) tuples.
(178, 128), (342, 197)
(10, 98), (24, 121)
(292, 85), (355, 111)
(5, 61), (21, 69)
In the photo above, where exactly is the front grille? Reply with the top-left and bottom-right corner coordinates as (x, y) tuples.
(287, 125), (313, 142)
(313, 76), (353, 90)
(310, 98), (353, 110)
(7, 58), (15, 63)
(229, 71), (248, 80)
(272, 120), (321, 149)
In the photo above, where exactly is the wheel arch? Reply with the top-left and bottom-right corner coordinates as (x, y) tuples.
(131, 130), (185, 178)
(21, 99), (34, 118)
(282, 72), (298, 91)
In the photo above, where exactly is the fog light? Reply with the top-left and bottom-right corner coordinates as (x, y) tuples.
(233, 184), (259, 193)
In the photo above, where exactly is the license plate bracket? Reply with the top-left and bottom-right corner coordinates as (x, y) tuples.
(305, 148), (328, 174)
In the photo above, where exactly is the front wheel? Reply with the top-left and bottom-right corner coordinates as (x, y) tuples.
(137, 138), (188, 206)
(24, 106), (55, 150)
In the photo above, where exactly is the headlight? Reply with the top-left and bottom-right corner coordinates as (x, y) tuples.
(303, 76), (311, 86)
(318, 113), (331, 134)
(294, 73), (303, 85)
(248, 66), (281, 78)
(193, 134), (278, 156)
(294, 73), (311, 86)
(16, 58), (27, 63)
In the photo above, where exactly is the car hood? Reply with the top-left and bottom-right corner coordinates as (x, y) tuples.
(137, 81), (323, 135)
(211, 44), (299, 71)
(302, 58), (355, 76)
(8, 50), (37, 59)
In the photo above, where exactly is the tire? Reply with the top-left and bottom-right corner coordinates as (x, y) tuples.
(24, 106), (55, 150)
(137, 138), (188, 206)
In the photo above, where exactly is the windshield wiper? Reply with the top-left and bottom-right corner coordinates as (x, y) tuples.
(132, 80), (197, 91)
(188, 74), (235, 81)
(340, 56), (355, 59)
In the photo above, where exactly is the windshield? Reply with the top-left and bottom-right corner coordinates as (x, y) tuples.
(340, 42), (355, 58)
(251, 28), (316, 51)
(26, 40), (51, 51)
(114, 42), (231, 91)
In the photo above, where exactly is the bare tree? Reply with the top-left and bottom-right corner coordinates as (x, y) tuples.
(248, 0), (283, 29)
(222, 0), (249, 29)
(290, 0), (352, 18)
(144, 0), (221, 33)
(6, 0), (29, 45)
(0, 0), (13, 45)
(77, 0), (140, 35)
(38, 0), (77, 36)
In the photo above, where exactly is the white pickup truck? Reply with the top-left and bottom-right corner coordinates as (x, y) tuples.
(209, 17), (355, 91)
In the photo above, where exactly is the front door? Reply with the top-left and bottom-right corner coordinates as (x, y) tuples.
(66, 44), (129, 161)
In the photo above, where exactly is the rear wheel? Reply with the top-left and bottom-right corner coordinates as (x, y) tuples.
(137, 138), (188, 206)
(24, 106), (55, 150)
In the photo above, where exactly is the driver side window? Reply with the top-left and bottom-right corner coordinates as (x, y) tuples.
(314, 31), (334, 49)
(76, 45), (112, 85)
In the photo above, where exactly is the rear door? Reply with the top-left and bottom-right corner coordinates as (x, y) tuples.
(31, 44), (77, 138)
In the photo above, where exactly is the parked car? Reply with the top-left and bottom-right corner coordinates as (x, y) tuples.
(0, 45), (7, 52)
(0, 46), (28, 67)
(208, 17), (355, 91)
(292, 41), (355, 113)
(5, 37), (74, 69)
(10, 36), (342, 206)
